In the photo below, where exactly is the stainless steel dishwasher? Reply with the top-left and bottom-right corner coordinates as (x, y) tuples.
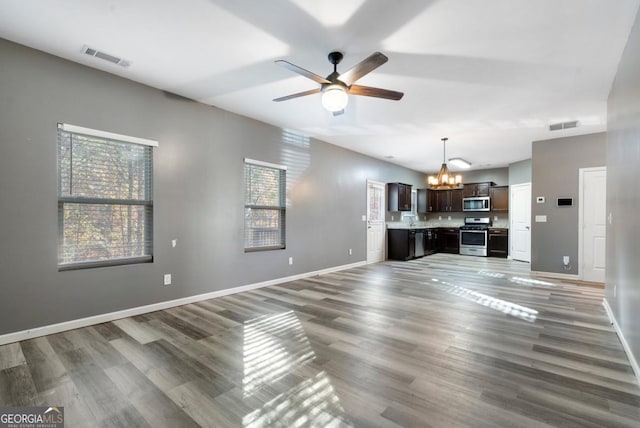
(414, 229), (425, 257)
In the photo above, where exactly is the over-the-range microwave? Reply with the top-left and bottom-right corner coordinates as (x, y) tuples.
(463, 196), (490, 212)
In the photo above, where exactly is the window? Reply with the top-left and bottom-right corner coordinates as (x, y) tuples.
(244, 158), (286, 251)
(57, 123), (157, 270)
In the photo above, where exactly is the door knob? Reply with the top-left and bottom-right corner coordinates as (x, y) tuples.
(525, 226), (530, 230)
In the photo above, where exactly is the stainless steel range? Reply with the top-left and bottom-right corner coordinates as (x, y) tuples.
(459, 217), (491, 256)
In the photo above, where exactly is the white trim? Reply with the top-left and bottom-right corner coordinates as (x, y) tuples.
(0, 261), (365, 346)
(244, 158), (287, 171)
(603, 298), (640, 385)
(58, 123), (158, 147)
(530, 270), (579, 280)
(578, 166), (606, 281)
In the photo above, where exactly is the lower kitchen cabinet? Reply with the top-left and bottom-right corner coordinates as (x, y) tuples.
(388, 229), (432, 260)
(488, 228), (508, 258)
(388, 229), (415, 260)
(438, 228), (460, 254)
(425, 228), (438, 255)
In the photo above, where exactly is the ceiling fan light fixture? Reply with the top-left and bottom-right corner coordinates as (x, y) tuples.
(448, 157), (471, 169)
(321, 84), (348, 112)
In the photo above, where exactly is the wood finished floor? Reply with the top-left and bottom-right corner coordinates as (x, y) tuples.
(1, 254), (639, 427)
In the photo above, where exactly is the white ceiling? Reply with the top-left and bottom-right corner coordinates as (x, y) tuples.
(1, 0), (638, 173)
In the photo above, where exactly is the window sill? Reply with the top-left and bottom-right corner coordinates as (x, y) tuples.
(58, 256), (153, 271)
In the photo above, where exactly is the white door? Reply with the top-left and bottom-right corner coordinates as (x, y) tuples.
(580, 167), (606, 282)
(510, 183), (531, 262)
(367, 181), (386, 264)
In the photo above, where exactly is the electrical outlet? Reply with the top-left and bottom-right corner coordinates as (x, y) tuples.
(289, 257), (293, 265)
(563, 256), (570, 266)
(348, 248), (352, 255)
(391, 215), (394, 221)
(494, 216), (498, 221)
(171, 239), (177, 248)
(448, 216), (451, 221)
(163, 274), (172, 286)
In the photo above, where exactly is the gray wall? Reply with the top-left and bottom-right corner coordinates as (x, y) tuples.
(458, 167), (509, 186)
(530, 133), (606, 274)
(508, 159), (532, 185)
(606, 8), (640, 367)
(0, 39), (425, 335)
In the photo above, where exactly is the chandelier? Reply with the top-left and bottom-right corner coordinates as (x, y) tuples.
(427, 137), (465, 189)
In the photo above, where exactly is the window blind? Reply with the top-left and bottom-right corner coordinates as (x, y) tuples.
(244, 159), (286, 251)
(57, 124), (155, 269)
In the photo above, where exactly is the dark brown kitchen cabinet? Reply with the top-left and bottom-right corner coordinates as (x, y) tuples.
(425, 228), (438, 254)
(463, 182), (494, 197)
(434, 189), (463, 212)
(438, 228), (460, 253)
(488, 228), (508, 258)
(435, 191), (449, 212)
(387, 229), (415, 260)
(450, 189), (463, 211)
(388, 183), (412, 211)
(417, 189), (437, 213)
(490, 186), (509, 211)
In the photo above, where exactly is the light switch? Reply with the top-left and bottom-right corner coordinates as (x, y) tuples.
(535, 215), (547, 222)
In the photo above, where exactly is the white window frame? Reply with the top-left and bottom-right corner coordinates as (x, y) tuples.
(244, 158), (287, 252)
(57, 123), (157, 270)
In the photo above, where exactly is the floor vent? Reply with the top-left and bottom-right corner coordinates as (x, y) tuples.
(549, 120), (578, 131)
(81, 45), (131, 67)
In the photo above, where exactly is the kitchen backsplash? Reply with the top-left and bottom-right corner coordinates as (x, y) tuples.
(387, 212), (510, 228)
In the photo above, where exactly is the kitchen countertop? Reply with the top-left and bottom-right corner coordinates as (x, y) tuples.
(386, 221), (509, 230)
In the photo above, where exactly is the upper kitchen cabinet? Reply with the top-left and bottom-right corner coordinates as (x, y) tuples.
(419, 188), (462, 213)
(463, 182), (494, 197)
(388, 183), (412, 211)
(435, 188), (463, 212)
(490, 186), (509, 211)
(417, 189), (437, 213)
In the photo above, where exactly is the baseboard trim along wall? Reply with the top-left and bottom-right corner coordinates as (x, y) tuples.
(530, 270), (580, 280)
(603, 298), (640, 385)
(0, 261), (367, 346)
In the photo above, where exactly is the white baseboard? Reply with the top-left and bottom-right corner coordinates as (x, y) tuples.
(0, 261), (367, 346)
(530, 270), (579, 280)
(603, 298), (640, 385)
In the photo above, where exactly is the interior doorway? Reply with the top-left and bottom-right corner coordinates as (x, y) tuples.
(579, 167), (606, 282)
(366, 180), (386, 264)
(510, 183), (531, 262)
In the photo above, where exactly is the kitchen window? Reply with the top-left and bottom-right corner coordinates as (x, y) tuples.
(244, 158), (286, 251)
(57, 123), (157, 270)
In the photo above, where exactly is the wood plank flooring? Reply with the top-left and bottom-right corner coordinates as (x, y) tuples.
(1, 254), (638, 427)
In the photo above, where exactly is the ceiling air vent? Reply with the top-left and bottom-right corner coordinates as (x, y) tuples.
(549, 120), (578, 131)
(81, 45), (131, 68)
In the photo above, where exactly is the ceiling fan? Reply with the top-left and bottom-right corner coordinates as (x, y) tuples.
(273, 51), (404, 116)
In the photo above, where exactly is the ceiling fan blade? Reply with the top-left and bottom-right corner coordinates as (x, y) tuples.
(273, 88), (321, 102)
(275, 60), (331, 84)
(339, 52), (388, 85)
(349, 84), (404, 100)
